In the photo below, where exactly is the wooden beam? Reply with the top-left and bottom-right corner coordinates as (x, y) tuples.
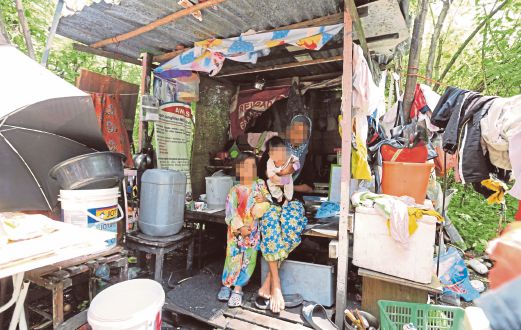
(217, 56), (342, 77)
(73, 44), (142, 66)
(138, 53), (153, 152)
(345, 0), (373, 72)
(41, 0), (64, 67)
(271, 12), (342, 31)
(335, 3), (353, 328)
(90, 0), (226, 49)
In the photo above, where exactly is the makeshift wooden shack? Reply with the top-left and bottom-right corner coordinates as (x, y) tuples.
(51, 0), (414, 327)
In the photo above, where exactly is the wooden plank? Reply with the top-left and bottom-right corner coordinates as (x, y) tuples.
(335, 3), (354, 328)
(41, 0), (64, 66)
(345, 0), (373, 73)
(55, 310), (87, 330)
(25, 247), (122, 279)
(241, 302), (310, 327)
(217, 56), (342, 77)
(163, 299), (228, 329)
(73, 43), (141, 65)
(361, 276), (428, 319)
(358, 268), (443, 293)
(224, 308), (306, 330)
(225, 317), (268, 330)
(138, 53), (153, 152)
(52, 281), (64, 328)
(90, 0), (227, 48)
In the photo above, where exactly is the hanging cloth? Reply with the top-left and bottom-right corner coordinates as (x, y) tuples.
(91, 93), (132, 167)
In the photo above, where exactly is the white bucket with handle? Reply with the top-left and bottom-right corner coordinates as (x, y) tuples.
(60, 187), (123, 247)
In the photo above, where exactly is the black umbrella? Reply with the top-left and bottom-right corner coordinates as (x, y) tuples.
(0, 45), (108, 211)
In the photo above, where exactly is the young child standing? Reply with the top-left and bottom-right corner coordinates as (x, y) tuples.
(217, 153), (271, 307)
(266, 137), (300, 205)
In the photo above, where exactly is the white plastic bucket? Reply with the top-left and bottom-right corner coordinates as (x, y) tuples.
(88, 279), (165, 330)
(205, 176), (233, 209)
(60, 187), (123, 247)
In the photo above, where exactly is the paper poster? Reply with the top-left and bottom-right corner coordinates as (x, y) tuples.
(155, 102), (195, 195)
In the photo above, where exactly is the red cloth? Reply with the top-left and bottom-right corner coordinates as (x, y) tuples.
(230, 86), (290, 138)
(381, 143), (428, 163)
(515, 200), (521, 221)
(91, 93), (133, 167)
(410, 84), (428, 119)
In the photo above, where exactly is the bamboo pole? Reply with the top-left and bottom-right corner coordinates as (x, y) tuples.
(90, 0), (226, 49)
(402, 0), (429, 123)
(41, 0), (64, 67)
(138, 53), (153, 152)
(335, 2), (354, 328)
(14, 0), (36, 60)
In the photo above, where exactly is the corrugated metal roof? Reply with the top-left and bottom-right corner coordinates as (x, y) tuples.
(57, 0), (341, 59)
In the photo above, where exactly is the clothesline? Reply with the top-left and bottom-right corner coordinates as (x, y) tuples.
(402, 72), (449, 88)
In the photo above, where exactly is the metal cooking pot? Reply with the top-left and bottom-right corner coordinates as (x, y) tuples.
(49, 152), (126, 190)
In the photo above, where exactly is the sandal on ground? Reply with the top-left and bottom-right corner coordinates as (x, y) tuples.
(302, 302), (338, 330)
(255, 293), (303, 310)
(217, 286), (232, 301)
(228, 291), (244, 307)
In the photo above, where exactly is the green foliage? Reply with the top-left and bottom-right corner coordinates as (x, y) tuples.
(0, 0), (141, 85)
(420, 0), (521, 97)
(447, 182), (518, 253)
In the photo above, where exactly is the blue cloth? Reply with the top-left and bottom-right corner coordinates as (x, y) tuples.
(315, 202), (340, 219)
(436, 247), (480, 302)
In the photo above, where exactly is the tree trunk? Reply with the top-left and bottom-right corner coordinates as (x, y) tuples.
(434, 0), (510, 92)
(0, 11), (9, 44)
(14, 0), (36, 60)
(402, 0), (429, 123)
(426, 0), (451, 81)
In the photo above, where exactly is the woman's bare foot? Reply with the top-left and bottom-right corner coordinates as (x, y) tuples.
(270, 277), (285, 313)
(258, 272), (271, 299)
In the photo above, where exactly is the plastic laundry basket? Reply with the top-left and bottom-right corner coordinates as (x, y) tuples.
(378, 300), (464, 330)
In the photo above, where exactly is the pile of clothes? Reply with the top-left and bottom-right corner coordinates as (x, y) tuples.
(431, 88), (521, 202)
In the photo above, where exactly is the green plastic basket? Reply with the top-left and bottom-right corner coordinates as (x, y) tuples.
(378, 300), (465, 330)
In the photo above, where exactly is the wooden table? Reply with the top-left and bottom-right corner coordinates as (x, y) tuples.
(25, 246), (128, 329)
(125, 230), (194, 284)
(358, 268), (443, 319)
(184, 210), (340, 239)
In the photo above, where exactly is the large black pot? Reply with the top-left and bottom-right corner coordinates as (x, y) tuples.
(49, 152), (126, 190)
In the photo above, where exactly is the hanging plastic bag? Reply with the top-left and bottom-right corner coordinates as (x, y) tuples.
(175, 72), (200, 102)
(352, 133), (372, 180)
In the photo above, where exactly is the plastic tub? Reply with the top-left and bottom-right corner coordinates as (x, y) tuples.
(88, 279), (165, 330)
(381, 161), (434, 204)
(60, 187), (122, 247)
(205, 176), (233, 210)
(378, 300), (464, 330)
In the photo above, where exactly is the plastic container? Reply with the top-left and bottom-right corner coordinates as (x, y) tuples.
(381, 161), (434, 204)
(378, 300), (464, 330)
(205, 176), (234, 210)
(139, 169), (186, 237)
(261, 259), (335, 307)
(60, 187), (123, 247)
(88, 279), (165, 330)
(353, 206), (437, 283)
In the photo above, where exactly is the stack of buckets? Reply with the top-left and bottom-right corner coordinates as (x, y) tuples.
(60, 187), (123, 247)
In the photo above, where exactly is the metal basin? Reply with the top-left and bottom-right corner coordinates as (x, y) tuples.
(49, 152), (126, 190)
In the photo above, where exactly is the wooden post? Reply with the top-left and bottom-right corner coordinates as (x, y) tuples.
(14, 0), (36, 60)
(41, 0), (64, 67)
(138, 53), (153, 152)
(402, 0), (429, 123)
(335, 4), (354, 328)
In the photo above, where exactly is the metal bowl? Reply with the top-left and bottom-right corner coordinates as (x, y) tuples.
(49, 152), (126, 190)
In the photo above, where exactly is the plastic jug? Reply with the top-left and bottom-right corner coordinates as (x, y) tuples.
(139, 169), (186, 236)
